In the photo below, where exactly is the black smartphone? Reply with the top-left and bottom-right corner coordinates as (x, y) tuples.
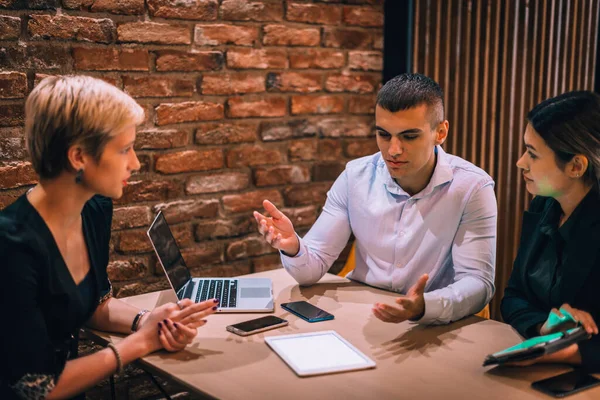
(226, 316), (288, 336)
(532, 369), (600, 398)
(281, 301), (334, 323)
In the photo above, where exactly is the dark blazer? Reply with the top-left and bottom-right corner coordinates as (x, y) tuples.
(501, 192), (600, 371)
(0, 195), (113, 399)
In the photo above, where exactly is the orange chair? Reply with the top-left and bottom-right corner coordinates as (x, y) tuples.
(338, 242), (490, 319)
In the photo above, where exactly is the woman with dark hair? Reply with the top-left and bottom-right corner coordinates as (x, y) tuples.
(0, 76), (217, 399)
(501, 91), (600, 370)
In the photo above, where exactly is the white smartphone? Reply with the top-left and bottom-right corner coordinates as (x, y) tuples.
(226, 315), (288, 336)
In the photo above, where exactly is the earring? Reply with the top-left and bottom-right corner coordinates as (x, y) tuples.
(576, 173), (580, 178)
(75, 168), (84, 184)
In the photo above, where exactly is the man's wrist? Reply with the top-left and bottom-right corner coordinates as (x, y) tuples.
(408, 301), (426, 322)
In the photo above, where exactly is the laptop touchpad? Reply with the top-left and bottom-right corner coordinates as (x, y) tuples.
(240, 287), (271, 298)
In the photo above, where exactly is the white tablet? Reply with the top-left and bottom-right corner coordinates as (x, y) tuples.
(265, 330), (376, 377)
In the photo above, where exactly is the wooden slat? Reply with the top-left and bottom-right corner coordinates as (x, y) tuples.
(412, 0), (599, 320)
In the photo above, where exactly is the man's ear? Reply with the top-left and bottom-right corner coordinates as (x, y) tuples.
(67, 145), (86, 172)
(435, 120), (449, 145)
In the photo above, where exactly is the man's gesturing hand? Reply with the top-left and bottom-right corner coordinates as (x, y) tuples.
(372, 274), (429, 323)
(254, 200), (300, 256)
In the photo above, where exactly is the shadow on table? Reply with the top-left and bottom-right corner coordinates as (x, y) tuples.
(365, 316), (480, 364)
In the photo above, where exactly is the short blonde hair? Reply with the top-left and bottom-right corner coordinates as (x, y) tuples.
(25, 75), (144, 180)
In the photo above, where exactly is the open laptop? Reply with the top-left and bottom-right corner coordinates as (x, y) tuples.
(147, 211), (274, 313)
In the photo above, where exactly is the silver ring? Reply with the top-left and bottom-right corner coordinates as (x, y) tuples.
(176, 300), (184, 310)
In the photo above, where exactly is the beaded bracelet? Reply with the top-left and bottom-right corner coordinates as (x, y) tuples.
(107, 343), (123, 375)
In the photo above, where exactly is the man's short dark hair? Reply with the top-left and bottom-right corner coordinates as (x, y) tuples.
(376, 73), (445, 127)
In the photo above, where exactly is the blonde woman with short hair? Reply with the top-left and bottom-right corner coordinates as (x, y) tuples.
(0, 76), (217, 399)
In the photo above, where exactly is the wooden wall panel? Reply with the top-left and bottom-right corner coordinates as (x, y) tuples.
(413, 0), (599, 320)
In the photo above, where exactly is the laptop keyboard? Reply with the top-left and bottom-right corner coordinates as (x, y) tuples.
(188, 279), (238, 308)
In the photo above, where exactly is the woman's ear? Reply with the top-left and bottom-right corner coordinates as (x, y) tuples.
(435, 120), (449, 145)
(67, 145), (86, 172)
(569, 155), (589, 178)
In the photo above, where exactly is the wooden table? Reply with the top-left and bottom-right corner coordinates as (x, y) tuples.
(86, 269), (600, 400)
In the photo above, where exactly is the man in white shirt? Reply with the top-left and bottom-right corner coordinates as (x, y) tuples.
(253, 73), (497, 325)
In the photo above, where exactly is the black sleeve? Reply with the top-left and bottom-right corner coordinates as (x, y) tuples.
(0, 221), (66, 398)
(88, 195), (114, 304)
(579, 336), (600, 372)
(500, 196), (550, 338)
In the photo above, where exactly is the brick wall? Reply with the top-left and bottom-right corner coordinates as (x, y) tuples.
(1, 0), (383, 396)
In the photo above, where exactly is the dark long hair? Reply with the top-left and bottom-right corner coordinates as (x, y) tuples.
(528, 91), (600, 188)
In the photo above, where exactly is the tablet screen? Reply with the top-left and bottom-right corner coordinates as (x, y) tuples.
(266, 331), (375, 376)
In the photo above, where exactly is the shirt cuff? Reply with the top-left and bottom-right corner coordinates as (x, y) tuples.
(413, 292), (445, 325)
(279, 235), (308, 268)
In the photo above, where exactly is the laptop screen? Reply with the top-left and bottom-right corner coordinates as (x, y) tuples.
(148, 211), (192, 299)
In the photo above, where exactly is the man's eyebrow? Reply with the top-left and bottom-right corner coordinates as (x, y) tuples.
(375, 126), (423, 135)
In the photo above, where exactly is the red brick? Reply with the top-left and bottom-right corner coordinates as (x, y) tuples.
(227, 96), (286, 118)
(291, 95), (344, 115)
(112, 206), (151, 230)
(153, 199), (219, 223)
(289, 49), (344, 69)
(227, 145), (284, 167)
(73, 48), (148, 71)
(0, 72), (27, 99)
(281, 205), (317, 227)
(0, 162), (37, 189)
(323, 27), (372, 48)
(186, 172), (250, 194)
(116, 179), (181, 204)
(155, 149), (224, 174)
(0, 137), (27, 161)
(263, 24), (320, 46)
(0, 0), (58, 8)
(344, 138), (379, 157)
(343, 6), (383, 27)
(349, 95), (376, 114)
(261, 119), (317, 141)
(0, 190), (25, 209)
(195, 122), (258, 145)
(221, 0), (283, 22)
(155, 50), (223, 72)
(107, 259), (146, 282)
(286, 3), (341, 24)
(0, 16), (20, 40)
(155, 101), (224, 125)
(227, 48), (287, 69)
(195, 216), (254, 240)
(226, 235), (276, 260)
(0, 104), (24, 127)
(148, 0), (218, 20)
(373, 31), (383, 49)
(266, 72), (322, 93)
(317, 117), (373, 137)
(123, 76), (193, 98)
(2, 45), (69, 71)
(252, 254), (282, 272)
(116, 229), (153, 253)
(63, 0), (145, 15)
(284, 182), (331, 206)
(201, 73), (264, 95)
(349, 51), (383, 71)
(183, 243), (225, 269)
(325, 73), (380, 93)
(189, 259), (249, 277)
(135, 129), (189, 150)
(28, 14), (115, 43)
(222, 189), (283, 213)
(117, 22), (190, 44)
(313, 161), (345, 181)
(194, 24), (258, 46)
(288, 139), (317, 161)
(254, 165), (310, 187)
(318, 138), (343, 161)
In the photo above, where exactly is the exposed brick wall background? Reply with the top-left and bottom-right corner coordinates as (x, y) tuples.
(1, 0), (382, 397)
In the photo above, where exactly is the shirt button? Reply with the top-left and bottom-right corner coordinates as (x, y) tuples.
(399, 231), (405, 237)
(396, 262), (402, 268)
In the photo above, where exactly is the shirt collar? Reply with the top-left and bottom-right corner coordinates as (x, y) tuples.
(381, 146), (454, 198)
(540, 189), (598, 240)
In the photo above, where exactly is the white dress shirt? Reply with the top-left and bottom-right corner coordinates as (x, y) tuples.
(281, 146), (497, 324)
